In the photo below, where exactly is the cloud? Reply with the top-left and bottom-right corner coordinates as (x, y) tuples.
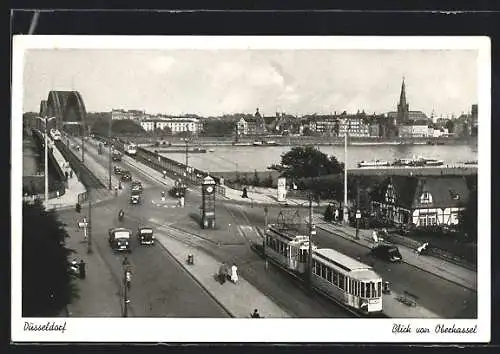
(149, 56), (176, 74)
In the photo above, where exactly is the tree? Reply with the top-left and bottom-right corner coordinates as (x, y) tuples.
(459, 188), (477, 243)
(23, 200), (78, 316)
(252, 170), (260, 186)
(269, 145), (344, 180)
(445, 120), (455, 134)
(264, 173), (274, 187)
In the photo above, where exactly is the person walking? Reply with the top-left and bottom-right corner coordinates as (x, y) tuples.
(218, 263), (227, 284)
(230, 263), (239, 284)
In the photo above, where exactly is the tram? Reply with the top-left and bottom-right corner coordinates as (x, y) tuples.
(264, 225), (383, 314)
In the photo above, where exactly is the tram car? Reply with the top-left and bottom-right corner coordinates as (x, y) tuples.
(312, 248), (383, 314)
(264, 225), (317, 274)
(264, 225), (383, 315)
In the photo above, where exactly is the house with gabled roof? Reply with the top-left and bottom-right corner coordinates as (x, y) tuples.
(371, 176), (470, 226)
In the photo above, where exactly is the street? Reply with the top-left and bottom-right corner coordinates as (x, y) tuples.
(67, 136), (355, 318)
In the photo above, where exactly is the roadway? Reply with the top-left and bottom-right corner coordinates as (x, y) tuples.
(68, 135), (354, 318)
(232, 205), (477, 318)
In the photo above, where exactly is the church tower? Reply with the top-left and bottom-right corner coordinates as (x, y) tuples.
(397, 77), (410, 124)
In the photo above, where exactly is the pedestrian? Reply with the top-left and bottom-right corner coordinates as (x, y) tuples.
(372, 230), (378, 244)
(218, 263), (227, 284)
(70, 170), (73, 179)
(334, 209), (339, 222)
(65, 171), (69, 181)
(56, 190), (60, 198)
(230, 263), (239, 284)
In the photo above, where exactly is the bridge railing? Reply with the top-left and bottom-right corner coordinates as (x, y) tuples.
(97, 134), (226, 196)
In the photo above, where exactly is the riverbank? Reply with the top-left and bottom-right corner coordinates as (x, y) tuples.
(114, 134), (478, 148)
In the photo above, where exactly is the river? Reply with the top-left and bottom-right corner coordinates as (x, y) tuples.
(156, 143), (478, 173)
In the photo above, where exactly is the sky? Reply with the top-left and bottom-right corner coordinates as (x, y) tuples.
(23, 49), (479, 118)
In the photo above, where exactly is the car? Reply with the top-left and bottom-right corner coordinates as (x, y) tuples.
(137, 226), (155, 245)
(121, 171), (132, 181)
(129, 192), (141, 205)
(131, 181), (143, 193)
(108, 227), (132, 252)
(369, 244), (403, 262)
(114, 166), (123, 175)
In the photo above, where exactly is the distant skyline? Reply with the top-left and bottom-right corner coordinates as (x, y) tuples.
(23, 49), (478, 118)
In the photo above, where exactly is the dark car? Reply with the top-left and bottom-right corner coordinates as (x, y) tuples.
(369, 244), (403, 262)
(114, 166), (123, 175)
(129, 191), (141, 205)
(121, 171), (132, 182)
(108, 227), (132, 252)
(131, 181), (143, 193)
(137, 226), (154, 245)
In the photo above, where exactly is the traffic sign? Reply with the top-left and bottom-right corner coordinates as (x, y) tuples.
(356, 210), (361, 219)
(78, 222), (88, 228)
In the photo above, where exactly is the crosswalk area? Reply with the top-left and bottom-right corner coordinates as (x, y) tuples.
(150, 199), (180, 208)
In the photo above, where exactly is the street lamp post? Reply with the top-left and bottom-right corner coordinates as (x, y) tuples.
(122, 256), (131, 317)
(343, 132), (349, 224)
(37, 116), (56, 208)
(307, 193), (316, 292)
(108, 115), (112, 190)
(87, 189), (93, 253)
(81, 122), (85, 163)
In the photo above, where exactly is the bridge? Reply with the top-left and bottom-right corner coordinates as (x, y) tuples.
(37, 90), (87, 134)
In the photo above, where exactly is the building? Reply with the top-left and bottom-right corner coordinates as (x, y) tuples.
(396, 78), (410, 124)
(398, 123), (431, 138)
(236, 108), (267, 135)
(111, 109), (146, 121)
(338, 117), (370, 137)
(236, 117), (248, 135)
(371, 176), (469, 227)
(140, 117), (202, 134)
(311, 117), (338, 134)
(471, 104), (478, 136)
(369, 123), (380, 137)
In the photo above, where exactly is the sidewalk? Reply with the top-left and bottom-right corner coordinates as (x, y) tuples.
(221, 184), (331, 207)
(155, 232), (292, 318)
(313, 215), (477, 292)
(42, 134), (87, 210)
(59, 211), (122, 317)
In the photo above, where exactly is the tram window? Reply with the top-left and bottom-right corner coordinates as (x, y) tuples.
(361, 282), (365, 298)
(326, 268), (332, 283)
(300, 249), (306, 263)
(350, 279), (355, 295)
(366, 282), (371, 298)
(355, 281), (359, 296)
(338, 274), (345, 290)
(332, 271), (338, 287)
(377, 282), (382, 297)
(371, 283), (376, 298)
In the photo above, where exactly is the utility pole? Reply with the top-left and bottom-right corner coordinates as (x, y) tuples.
(308, 193), (314, 291)
(44, 119), (49, 207)
(185, 138), (189, 171)
(108, 116), (112, 190)
(87, 189), (93, 253)
(122, 256), (130, 317)
(343, 132), (349, 224)
(81, 123), (85, 163)
(356, 179), (360, 240)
